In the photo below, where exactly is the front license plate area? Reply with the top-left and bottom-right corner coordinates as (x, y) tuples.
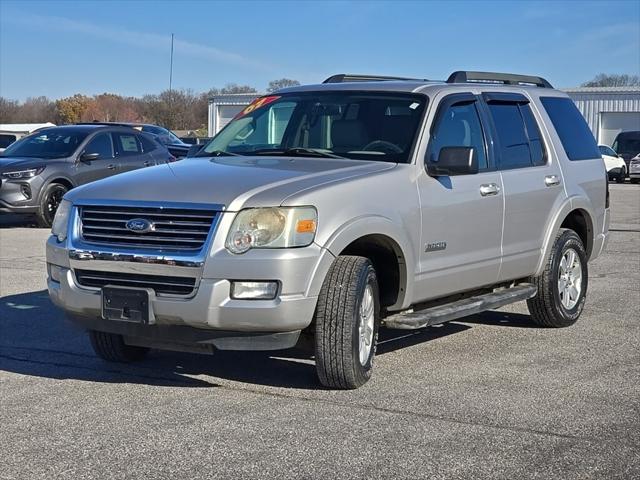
(102, 287), (150, 324)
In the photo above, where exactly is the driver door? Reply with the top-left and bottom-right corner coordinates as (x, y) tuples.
(73, 132), (118, 185)
(414, 93), (503, 301)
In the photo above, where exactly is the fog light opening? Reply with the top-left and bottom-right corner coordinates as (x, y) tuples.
(20, 184), (32, 200)
(230, 281), (278, 300)
(47, 263), (63, 283)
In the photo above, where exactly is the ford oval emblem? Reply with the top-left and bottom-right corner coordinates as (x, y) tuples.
(125, 218), (154, 233)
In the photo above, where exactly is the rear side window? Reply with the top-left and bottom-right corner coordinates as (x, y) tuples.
(113, 133), (142, 156)
(486, 101), (546, 169)
(138, 134), (158, 153)
(540, 97), (600, 161)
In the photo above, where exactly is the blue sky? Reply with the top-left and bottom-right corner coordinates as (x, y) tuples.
(1, 0), (639, 101)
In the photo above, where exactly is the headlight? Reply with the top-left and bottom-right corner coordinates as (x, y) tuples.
(51, 199), (72, 242)
(1, 167), (45, 179)
(226, 207), (317, 254)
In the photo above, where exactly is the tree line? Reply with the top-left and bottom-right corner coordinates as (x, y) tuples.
(0, 78), (300, 134)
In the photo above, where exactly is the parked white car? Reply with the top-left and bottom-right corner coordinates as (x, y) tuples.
(599, 144), (627, 183)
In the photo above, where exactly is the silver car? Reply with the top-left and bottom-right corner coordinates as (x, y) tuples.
(46, 71), (609, 389)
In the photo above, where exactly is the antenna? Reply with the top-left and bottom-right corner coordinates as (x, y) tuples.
(169, 33), (174, 94)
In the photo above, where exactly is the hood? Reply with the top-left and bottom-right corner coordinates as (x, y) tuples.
(66, 156), (396, 210)
(0, 157), (55, 171)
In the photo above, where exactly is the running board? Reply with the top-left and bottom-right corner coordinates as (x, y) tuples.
(383, 283), (537, 330)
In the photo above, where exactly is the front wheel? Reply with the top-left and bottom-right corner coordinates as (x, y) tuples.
(89, 330), (149, 363)
(616, 167), (626, 184)
(314, 256), (380, 389)
(36, 183), (68, 227)
(527, 229), (588, 327)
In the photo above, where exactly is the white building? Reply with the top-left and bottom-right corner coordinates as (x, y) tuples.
(208, 87), (640, 147)
(564, 86), (640, 146)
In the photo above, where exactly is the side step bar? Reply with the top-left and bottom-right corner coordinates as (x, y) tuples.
(384, 283), (537, 330)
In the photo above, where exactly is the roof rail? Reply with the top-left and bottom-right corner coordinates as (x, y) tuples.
(74, 122), (139, 128)
(446, 71), (553, 88)
(323, 74), (428, 84)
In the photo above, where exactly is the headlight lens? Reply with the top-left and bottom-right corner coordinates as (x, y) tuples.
(226, 207), (317, 254)
(51, 199), (72, 242)
(1, 167), (45, 179)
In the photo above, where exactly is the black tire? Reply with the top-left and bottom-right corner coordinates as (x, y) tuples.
(89, 330), (149, 362)
(616, 167), (626, 184)
(314, 256), (380, 389)
(527, 229), (588, 328)
(631, 178), (640, 184)
(36, 183), (68, 228)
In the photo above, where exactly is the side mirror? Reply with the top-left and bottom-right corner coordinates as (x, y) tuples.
(79, 152), (100, 162)
(427, 147), (478, 176)
(186, 144), (204, 157)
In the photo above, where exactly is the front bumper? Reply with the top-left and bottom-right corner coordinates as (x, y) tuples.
(629, 162), (640, 179)
(0, 176), (42, 213)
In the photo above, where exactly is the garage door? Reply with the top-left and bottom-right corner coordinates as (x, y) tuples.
(599, 112), (640, 146)
(217, 105), (246, 133)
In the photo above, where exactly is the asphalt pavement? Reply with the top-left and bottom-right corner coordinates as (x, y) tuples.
(0, 184), (638, 479)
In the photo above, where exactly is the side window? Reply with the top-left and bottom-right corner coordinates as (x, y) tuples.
(84, 133), (113, 159)
(540, 97), (600, 161)
(428, 100), (488, 170)
(487, 102), (532, 169)
(113, 133), (142, 157)
(599, 145), (616, 157)
(520, 104), (546, 166)
(138, 134), (158, 153)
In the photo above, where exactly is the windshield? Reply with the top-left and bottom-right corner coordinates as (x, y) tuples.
(141, 125), (183, 145)
(200, 92), (427, 163)
(2, 128), (89, 158)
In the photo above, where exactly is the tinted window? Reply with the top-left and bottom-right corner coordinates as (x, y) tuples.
(113, 133), (142, 156)
(488, 103), (532, 169)
(138, 134), (158, 153)
(84, 133), (113, 159)
(520, 105), (546, 166)
(0, 134), (17, 148)
(2, 128), (89, 158)
(612, 131), (640, 156)
(599, 145), (617, 157)
(428, 101), (487, 170)
(540, 97), (600, 161)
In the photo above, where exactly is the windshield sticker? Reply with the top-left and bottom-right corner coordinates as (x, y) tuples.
(234, 96), (281, 119)
(409, 102), (420, 110)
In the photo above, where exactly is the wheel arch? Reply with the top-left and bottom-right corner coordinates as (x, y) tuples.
(535, 198), (595, 276)
(311, 216), (415, 311)
(37, 176), (75, 203)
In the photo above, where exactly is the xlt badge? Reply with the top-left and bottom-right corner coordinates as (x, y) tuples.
(425, 241), (447, 252)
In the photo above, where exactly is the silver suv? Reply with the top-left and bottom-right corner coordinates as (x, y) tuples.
(46, 71), (610, 389)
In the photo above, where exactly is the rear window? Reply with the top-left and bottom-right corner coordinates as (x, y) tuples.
(540, 97), (600, 161)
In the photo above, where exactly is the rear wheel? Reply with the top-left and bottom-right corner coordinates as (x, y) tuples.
(314, 256), (380, 389)
(36, 183), (68, 228)
(631, 178), (640, 184)
(527, 229), (588, 327)
(89, 330), (149, 362)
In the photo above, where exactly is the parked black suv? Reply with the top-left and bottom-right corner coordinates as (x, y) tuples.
(0, 124), (170, 226)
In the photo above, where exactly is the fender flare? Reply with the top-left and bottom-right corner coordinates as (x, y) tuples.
(37, 176), (76, 205)
(309, 215), (416, 310)
(534, 195), (595, 276)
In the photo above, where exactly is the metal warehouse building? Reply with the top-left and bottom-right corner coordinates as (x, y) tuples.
(564, 86), (640, 146)
(208, 87), (640, 144)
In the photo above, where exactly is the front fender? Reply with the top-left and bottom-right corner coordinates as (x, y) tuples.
(309, 215), (415, 310)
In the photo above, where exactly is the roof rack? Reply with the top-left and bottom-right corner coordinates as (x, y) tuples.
(323, 74), (429, 84)
(446, 71), (553, 88)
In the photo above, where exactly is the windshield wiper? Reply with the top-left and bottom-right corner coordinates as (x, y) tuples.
(195, 149), (241, 157)
(253, 148), (346, 159)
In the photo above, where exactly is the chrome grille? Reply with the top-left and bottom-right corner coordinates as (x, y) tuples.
(75, 269), (196, 296)
(79, 205), (217, 250)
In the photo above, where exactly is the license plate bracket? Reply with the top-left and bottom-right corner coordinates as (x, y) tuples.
(102, 286), (152, 324)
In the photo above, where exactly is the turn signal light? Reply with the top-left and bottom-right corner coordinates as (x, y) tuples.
(296, 219), (316, 234)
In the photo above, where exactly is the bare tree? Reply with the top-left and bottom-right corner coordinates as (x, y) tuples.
(581, 74), (640, 87)
(0, 97), (20, 123)
(220, 83), (258, 94)
(267, 78), (300, 92)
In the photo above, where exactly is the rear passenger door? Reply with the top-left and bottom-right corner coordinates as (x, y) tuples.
(113, 132), (151, 173)
(481, 92), (566, 281)
(415, 93), (503, 300)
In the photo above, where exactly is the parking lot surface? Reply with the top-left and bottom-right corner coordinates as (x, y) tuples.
(1, 184), (638, 480)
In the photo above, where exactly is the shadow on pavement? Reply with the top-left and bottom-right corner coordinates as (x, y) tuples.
(0, 289), (529, 389)
(0, 213), (39, 228)
(458, 310), (538, 328)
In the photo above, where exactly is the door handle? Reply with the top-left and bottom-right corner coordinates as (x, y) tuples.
(143, 161), (152, 167)
(107, 164), (117, 170)
(545, 175), (561, 187)
(480, 183), (500, 196)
